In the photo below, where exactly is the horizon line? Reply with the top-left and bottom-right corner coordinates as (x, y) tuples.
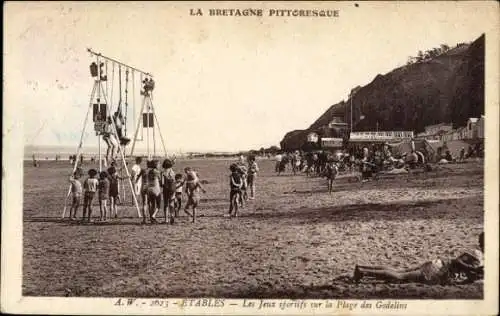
(23, 144), (280, 154)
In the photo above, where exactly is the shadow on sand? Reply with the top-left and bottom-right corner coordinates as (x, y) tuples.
(241, 197), (481, 223)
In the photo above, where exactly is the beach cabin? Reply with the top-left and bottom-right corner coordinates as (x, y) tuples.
(477, 115), (485, 139)
(465, 117), (479, 139)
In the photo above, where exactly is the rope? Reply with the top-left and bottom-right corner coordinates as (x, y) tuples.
(105, 61), (109, 108)
(97, 55), (102, 171)
(98, 80), (142, 218)
(132, 69), (136, 141)
(152, 109), (168, 157)
(110, 62), (115, 114)
(118, 65), (122, 111)
(140, 73), (144, 142)
(125, 68), (129, 136)
(153, 103), (156, 157)
(61, 83), (96, 218)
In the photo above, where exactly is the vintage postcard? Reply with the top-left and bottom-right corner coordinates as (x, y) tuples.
(2, 1), (499, 315)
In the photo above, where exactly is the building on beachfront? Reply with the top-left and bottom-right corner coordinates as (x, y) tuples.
(439, 116), (484, 142)
(416, 123), (453, 140)
(441, 129), (455, 142)
(465, 117), (479, 139)
(454, 127), (467, 140)
(321, 137), (344, 149)
(348, 131), (414, 143)
(477, 115), (485, 139)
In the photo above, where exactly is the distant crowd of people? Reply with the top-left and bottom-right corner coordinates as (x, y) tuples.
(270, 144), (418, 182)
(438, 143), (484, 164)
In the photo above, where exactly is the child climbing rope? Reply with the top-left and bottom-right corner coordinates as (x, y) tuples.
(102, 116), (119, 166)
(112, 110), (131, 146)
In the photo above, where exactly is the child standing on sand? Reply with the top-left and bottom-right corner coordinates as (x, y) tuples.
(107, 166), (127, 218)
(174, 174), (185, 217)
(137, 165), (149, 223)
(325, 159), (339, 194)
(228, 163), (243, 218)
(247, 155), (259, 200)
(161, 158), (176, 224)
(146, 160), (162, 224)
(82, 169), (99, 222)
(184, 167), (206, 223)
(131, 157), (143, 197)
(68, 169), (83, 220)
(237, 163), (248, 206)
(98, 171), (110, 221)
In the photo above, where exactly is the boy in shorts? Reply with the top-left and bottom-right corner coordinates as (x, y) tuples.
(161, 158), (176, 224)
(107, 166), (128, 218)
(82, 169), (99, 222)
(98, 171), (110, 221)
(68, 169), (83, 220)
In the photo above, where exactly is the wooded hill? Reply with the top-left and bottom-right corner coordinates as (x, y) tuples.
(280, 34), (485, 150)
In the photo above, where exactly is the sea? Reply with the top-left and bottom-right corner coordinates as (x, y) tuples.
(24, 145), (239, 161)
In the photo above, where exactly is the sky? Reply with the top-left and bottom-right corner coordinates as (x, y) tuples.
(4, 1), (498, 153)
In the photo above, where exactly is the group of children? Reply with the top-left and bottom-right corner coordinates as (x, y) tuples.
(68, 163), (125, 222)
(130, 157), (206, 224)
(66, 154), (261, 223)
(227, 155), (259, 217)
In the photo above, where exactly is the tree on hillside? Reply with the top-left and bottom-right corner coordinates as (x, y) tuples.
(267, 146), (280, 154)
(440, 44), (450, 52)
(417, 50), (424, 62)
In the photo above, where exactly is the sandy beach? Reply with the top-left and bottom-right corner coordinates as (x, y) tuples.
(23, 158), (483, 298)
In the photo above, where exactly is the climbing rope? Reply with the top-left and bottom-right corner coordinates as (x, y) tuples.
(132, 69), (136, 140)
(118, 65), (122, 112)
(110, 62), (115, 115)
(140, 72), (144, 141)
(105, 60), (109, 107)
(125, 68), (129, 137)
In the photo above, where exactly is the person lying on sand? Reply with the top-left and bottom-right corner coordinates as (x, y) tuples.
(352, 232), (484, 285)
